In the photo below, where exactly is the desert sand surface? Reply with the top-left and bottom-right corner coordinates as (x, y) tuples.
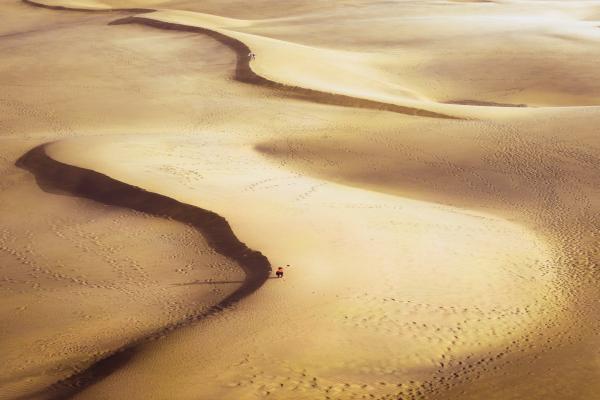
(1, 0), (599, 399)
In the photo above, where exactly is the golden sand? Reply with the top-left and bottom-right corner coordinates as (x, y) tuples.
(1, 1), (599, 399)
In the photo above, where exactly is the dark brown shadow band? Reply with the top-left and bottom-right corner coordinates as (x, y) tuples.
(15, 145), (271, 399)
(109, 16), (460, 120)
(22, 0), (462, 120)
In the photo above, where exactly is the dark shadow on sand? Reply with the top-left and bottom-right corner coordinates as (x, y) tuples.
(107, 16), (459, 120)
(22, 0), (153, 13)
(16, 144), (271, 400)
(174, 276), (280, 286)
(444, 99), (528, 108)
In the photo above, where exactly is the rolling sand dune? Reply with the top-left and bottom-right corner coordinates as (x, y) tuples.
(107, 14), (456, 120)
(0, 141), (248, 398)
(44, 132), (567, 400)
(13, 144), (269, 398)
(1, 0), (599, 399)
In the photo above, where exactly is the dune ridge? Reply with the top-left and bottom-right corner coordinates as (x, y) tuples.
(16, 144), (271, 399)
(23, 0), (459, 120)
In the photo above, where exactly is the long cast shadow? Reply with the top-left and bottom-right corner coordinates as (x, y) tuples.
(107, 16), (459, 120)
(174, 277), (281, 286)
(16, 144), (271, 399)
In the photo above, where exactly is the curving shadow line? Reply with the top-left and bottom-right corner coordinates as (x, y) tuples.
(23, 0), (457, 119)
(445, 99), (528, 108)
(108, 16), (459, 120)
(16, 144), (271, 400)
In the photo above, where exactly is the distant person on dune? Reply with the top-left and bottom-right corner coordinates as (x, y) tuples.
(276, 266), (285, 278)
(248, 52), (256, 61)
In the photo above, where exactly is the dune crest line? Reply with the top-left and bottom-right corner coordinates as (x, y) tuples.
(16, 144), (271, 399)
(23, 0), (459, 120)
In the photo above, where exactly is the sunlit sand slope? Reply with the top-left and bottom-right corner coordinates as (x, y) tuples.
(0, 2), (263, 397)
(29, 0), (600, 107)
(47, 135), (561, 400)
(0, 141), (247, 399)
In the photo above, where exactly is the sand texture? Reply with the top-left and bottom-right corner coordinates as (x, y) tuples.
(1, 0), (599, 399)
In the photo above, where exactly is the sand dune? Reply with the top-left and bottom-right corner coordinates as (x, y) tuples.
(27, 0), (600, 108)
(12, 144), (269, 398)
(21, 0), (153, 12)
(2, 0), (599, 399)
(43, 132), (564, 400)
(106, 14), (457, 120)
